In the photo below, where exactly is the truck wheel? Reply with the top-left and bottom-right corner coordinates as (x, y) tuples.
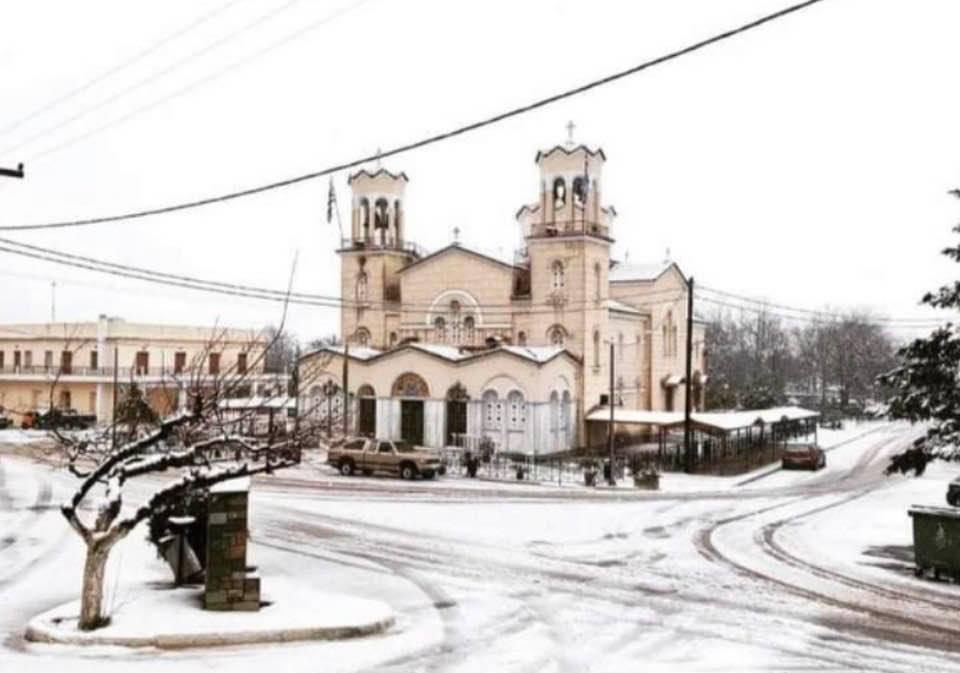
(422, 470), (435, 480)
(339, 460), (355, 477)
(400, 463), (418, 480)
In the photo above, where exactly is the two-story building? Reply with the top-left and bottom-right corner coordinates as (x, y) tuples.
(0, 316), (270, 424)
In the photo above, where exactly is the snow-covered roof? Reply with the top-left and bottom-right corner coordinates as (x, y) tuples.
(318, 345), (382, 361)
(586, 406), (819, 431)
(499, 345), (566, 363)
(609, 260), (676, 283)
(210, 476), (251, 494)
(397, 243), (517, 275)
(219, 396), (296, 410)
(604, 298), (647, 316)
(408, 342), (470, 361)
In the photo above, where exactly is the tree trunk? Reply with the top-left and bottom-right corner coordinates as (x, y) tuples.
(79, 541), (111, 630)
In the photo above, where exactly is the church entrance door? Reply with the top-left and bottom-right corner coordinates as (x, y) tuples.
(401, 400), (424, 446)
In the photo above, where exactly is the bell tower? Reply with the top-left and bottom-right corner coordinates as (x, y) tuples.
(515, 130), (617, 413)
(338, 167), (417, 349)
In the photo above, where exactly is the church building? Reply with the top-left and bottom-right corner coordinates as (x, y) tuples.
(298, 139), (707, 454)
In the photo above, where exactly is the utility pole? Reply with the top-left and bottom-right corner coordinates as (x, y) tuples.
(341, 338), (350, 437)
(608, 340), (616, 485)
(0, 163), (24, 179)
(684, 276), (695, 473)
(111, 347), (119, 450)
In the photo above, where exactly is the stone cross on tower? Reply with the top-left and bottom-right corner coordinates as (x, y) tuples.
(565, 120), (576, 147)
(453, 226), (461, 244)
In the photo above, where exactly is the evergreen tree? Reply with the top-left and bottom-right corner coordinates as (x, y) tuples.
(881, 193), (960, 475)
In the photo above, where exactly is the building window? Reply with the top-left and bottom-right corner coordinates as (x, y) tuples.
(356, 327), (372, 348)
(59, 389), (71, 410)
(573, 176), (587, 206)
(89, 350), (98, 370)
(552, 177), (567, 210)
(634, 377), (643, 408)
(551, 260), (565, 290)
(60, 351), (73, 375)
(434, 317), (446, 343)
(237, 352), (248, 375)
(561, 390), (571, 432)
(517, 331), (527, 346)
(389, 331), (398, 347)
(359, 198), (370, 238)
(356, 272), (368, 302)
(464, 316), (476, 344)
(507, 391), (526, 430)
(547, 325), (566, 347)
(593, 329), (600, 367)
(135, 351), (149, 375)
(616, 377), (624, 406)
(663, 312), (674, 357)
(618, 333), (624, 361)
(482, 390), (500, 431)
(209, 353), (221, 375)
(23, 351), (32, 368)
(174, 352), (186, 375)
(594, 262), (602, 300)
(44, 350), (53, 371)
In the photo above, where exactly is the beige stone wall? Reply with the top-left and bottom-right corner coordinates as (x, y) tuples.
(397, 248), (516, 343)
(341, 250), (413, 348)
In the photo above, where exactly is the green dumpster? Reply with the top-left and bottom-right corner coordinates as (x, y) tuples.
(908, 505), (960, 581)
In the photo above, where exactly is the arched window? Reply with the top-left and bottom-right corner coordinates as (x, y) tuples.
(356, 271), (368, 301)
(434, 316), (446, 343)
(572, 176), (587, 206)
(482, 390), (501, 431)
(548, 325), (566, 347)
(464, 315), (476, 344)
(616, 376), (624, 406)
(355, 327), (371, 347)
(374, 198), (389, 229)
(593, 329), (600, 367)
(552, 177), (567, 210)
(551, 260), (565, 290)
(389, 331), (398, 347)
(517, 330), (527, 346)
(393, 199), (402, 240)
(663, 312), (673, 357)
(359, 198), (370, 239)
(634, 377), (643, 408)
(507, 390), (526, 430)
(561, 390), (572, 432)
(549, 390), (560, 431)
(594, 262), (602, 300)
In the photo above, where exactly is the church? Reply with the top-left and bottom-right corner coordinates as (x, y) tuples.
(298, 138), (707, 454)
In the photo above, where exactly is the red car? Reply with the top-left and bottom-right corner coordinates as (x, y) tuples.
(782, 444), (826, 470)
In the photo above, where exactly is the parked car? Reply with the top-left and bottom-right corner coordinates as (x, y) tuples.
(946, 477), (960, 507)
(21, 408), (96, 430)
(781, 443), (826, 471)
(327, 437), (444, 479)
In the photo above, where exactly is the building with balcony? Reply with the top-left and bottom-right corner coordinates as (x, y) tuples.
(299, 138), (707, 454)
(0, 316), (271, 424)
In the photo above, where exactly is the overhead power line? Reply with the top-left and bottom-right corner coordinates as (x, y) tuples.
(698, 285), (944, 325)
(0, 0), (829, 232)
(0, 237), (685, 313)
(1, 0), (308, 158)
(18, 0), (379, 166)
(0, 0), (248, 141)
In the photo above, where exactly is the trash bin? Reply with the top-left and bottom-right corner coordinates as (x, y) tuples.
(908, 506), (960, 581)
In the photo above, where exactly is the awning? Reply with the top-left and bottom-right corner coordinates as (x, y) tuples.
(661, 374), (684, 387)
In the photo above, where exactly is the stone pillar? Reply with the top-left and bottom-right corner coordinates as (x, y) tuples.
(204, 477), (260, 611)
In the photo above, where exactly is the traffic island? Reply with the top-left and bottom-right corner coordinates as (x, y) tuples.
(25, 576), (395, 649)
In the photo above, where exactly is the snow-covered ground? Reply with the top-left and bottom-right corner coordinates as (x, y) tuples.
(3, 421), (960, 672)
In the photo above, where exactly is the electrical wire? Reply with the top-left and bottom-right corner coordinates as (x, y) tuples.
(0, 0), (249, 140)
(0, 0), (829, 231)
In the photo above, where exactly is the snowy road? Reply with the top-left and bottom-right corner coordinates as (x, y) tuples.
(3, 422), (960, 672)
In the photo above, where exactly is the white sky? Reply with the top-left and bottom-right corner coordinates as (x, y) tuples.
(0, 0), (958, 341)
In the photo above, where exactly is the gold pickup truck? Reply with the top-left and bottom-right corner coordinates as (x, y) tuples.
(328, 437), (445, 480)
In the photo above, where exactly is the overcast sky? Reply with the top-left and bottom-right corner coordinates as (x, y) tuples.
(0, 0), (958, 341)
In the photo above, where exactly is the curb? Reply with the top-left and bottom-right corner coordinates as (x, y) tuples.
(24, 613), (395, 649)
